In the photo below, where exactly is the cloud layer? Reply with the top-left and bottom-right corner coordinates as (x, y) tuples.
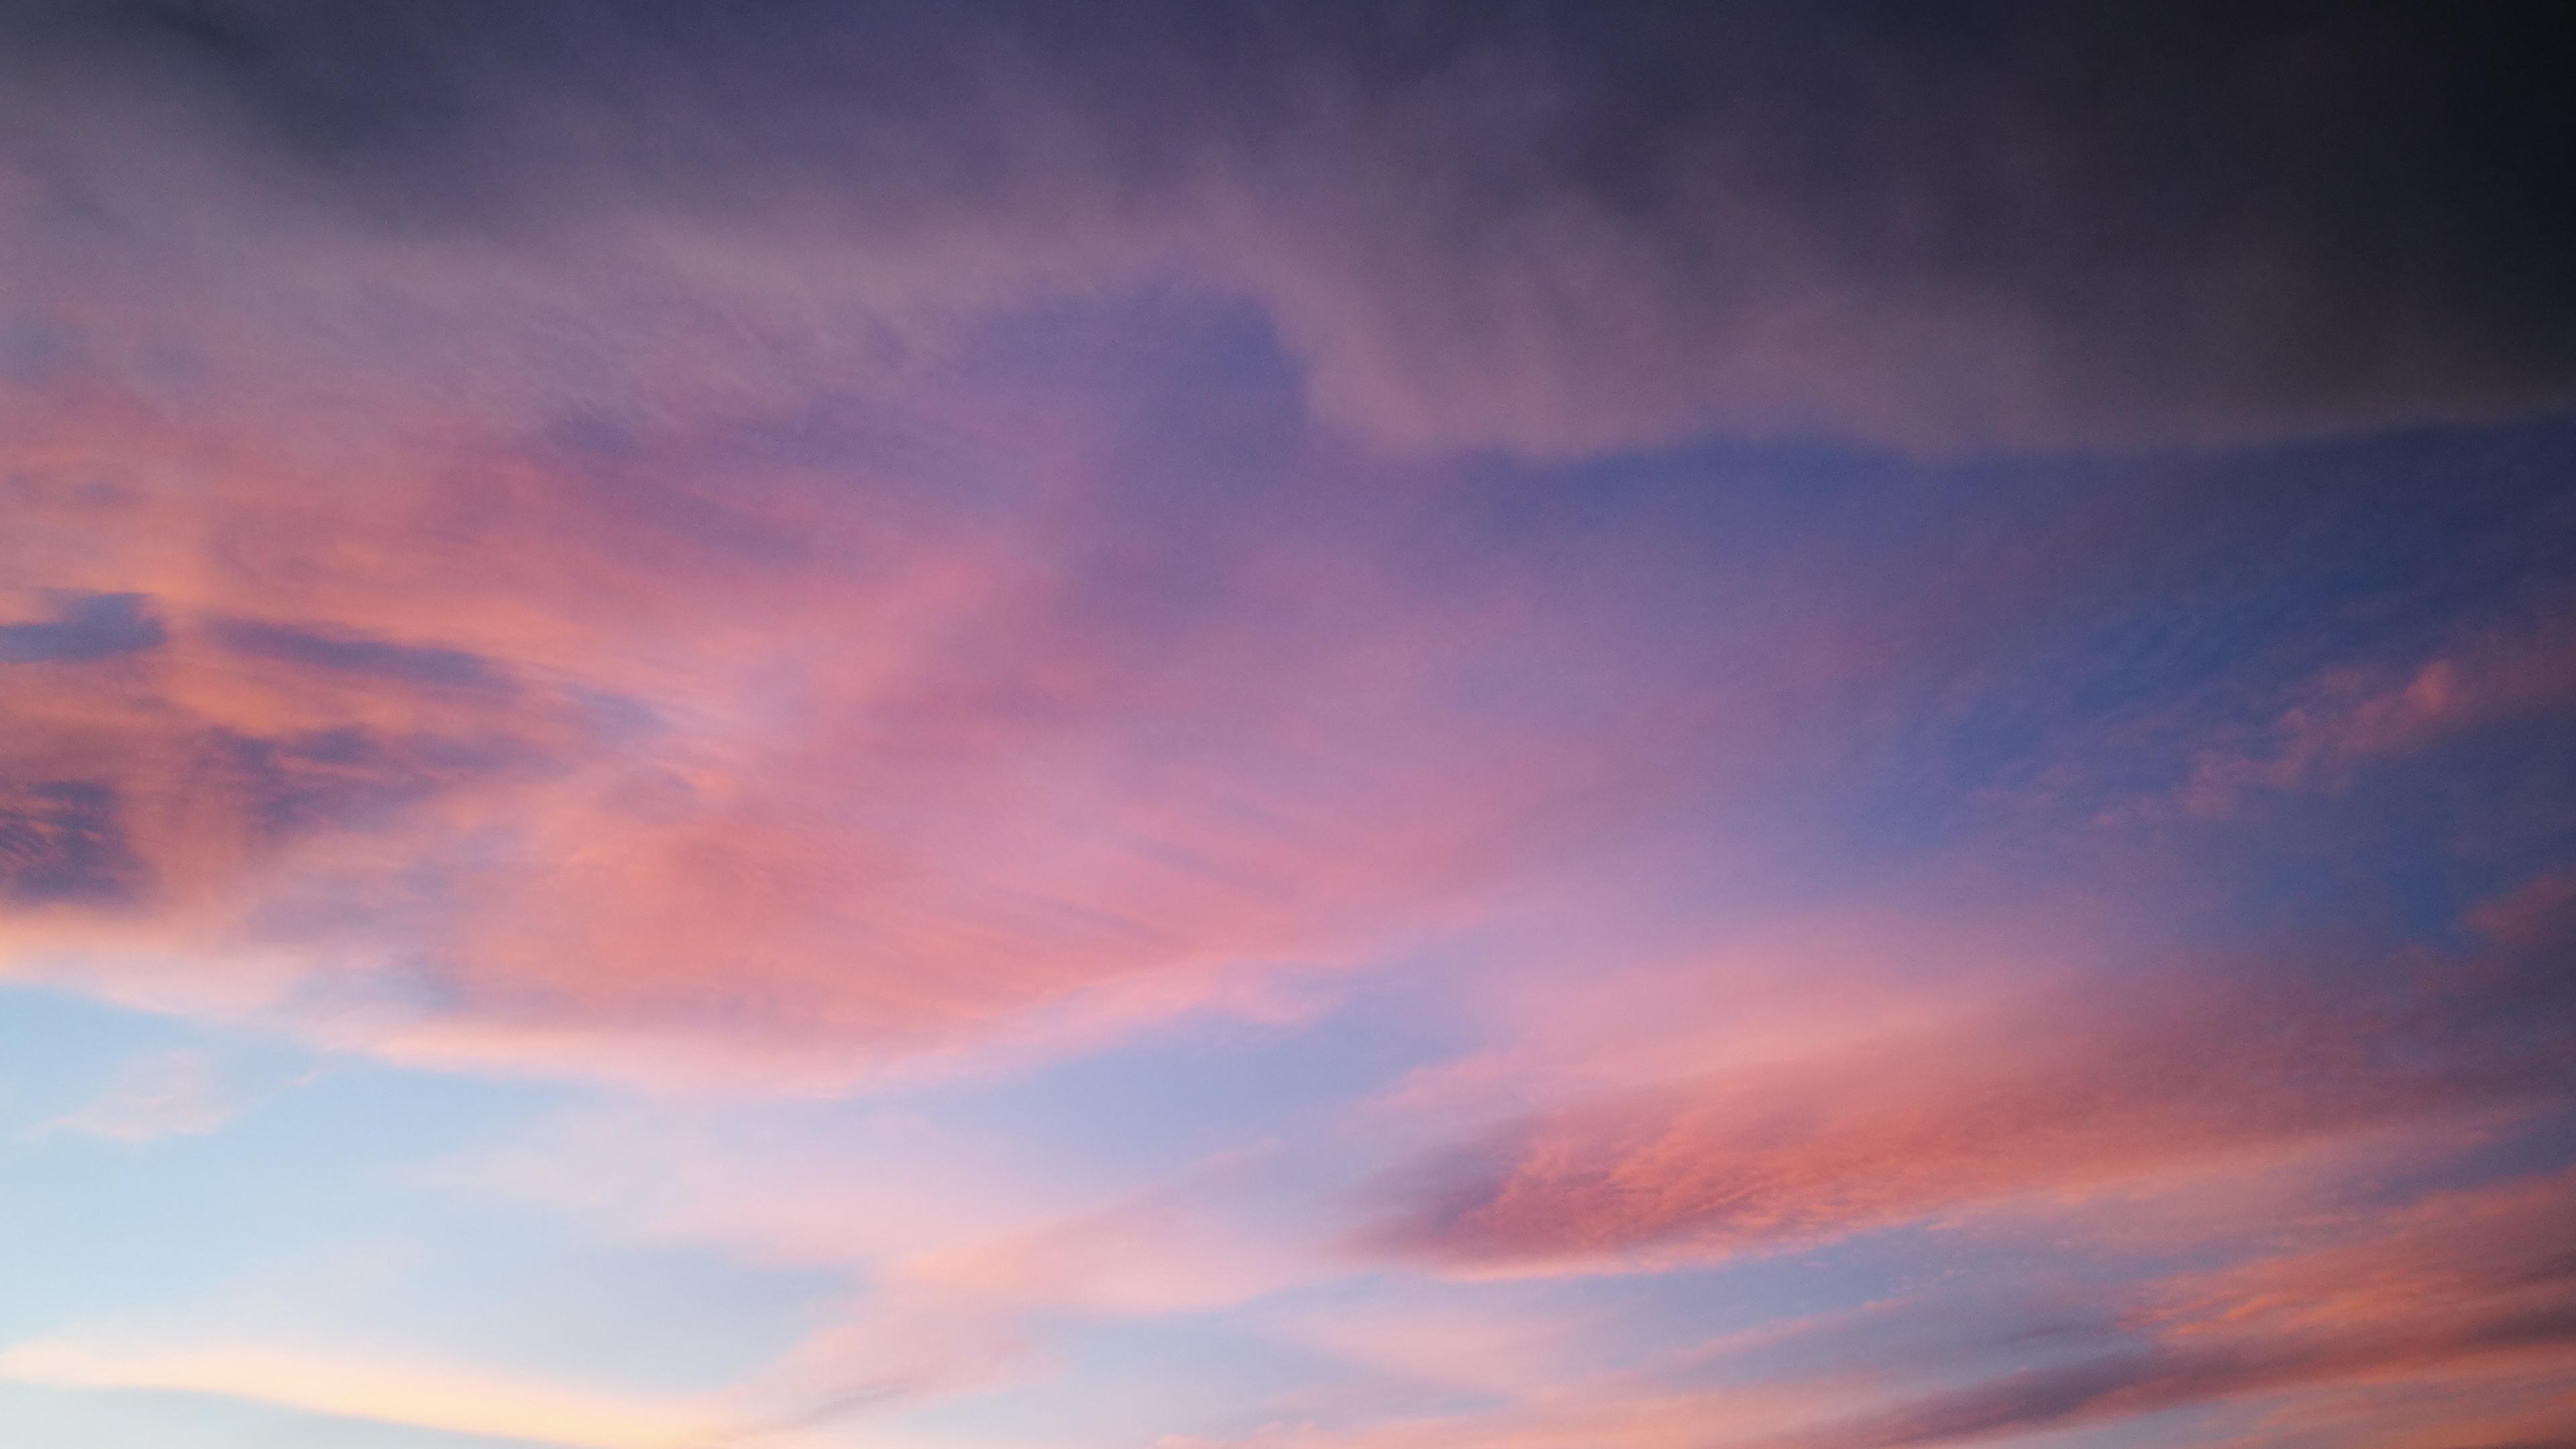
(7, 1), (2575, 453)
(5, 9), (2575, 1449)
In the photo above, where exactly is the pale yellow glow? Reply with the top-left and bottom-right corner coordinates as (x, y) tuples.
(0, 1338), (729, 1449)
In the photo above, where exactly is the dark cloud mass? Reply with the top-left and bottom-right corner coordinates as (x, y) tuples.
(4, 0), (2573, 452)
(207, 619), (511, 692)
(0, 593), (165, 664)
(0, 780), (140, 904)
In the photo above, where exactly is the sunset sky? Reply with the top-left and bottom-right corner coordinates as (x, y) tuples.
(4, 5), (2575, 1448)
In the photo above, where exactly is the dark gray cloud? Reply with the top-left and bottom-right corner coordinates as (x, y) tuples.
(0, 593), (166, 664)
(209, 725), (551, 844)
(0, 780), (141, 904)
(5, 1), (2573, 453)
(208, 618), (511, 692)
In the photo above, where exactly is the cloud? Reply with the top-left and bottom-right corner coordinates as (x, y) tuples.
(899, 1155), (1329, 1318)
(1222, 1161), (2576, 1449)
(439, 1099), (1333, 1324)
(206, 618), (514, 693)
(2176, 612), (2576, 817)
(1255, 1295), (1591, 1402)
(0, 13), (2569, 1449)
(43, 1047), (251, 1141)
(0, 779), (141, 906)
(0, 1337), (729, 1449)
(0, 350), (1752, 1087)
(425, 1101), (1359, 1435)
(4, 3), (2573, 453)
(2470, 868), (2576, 953)
(1, 333), (2563, 1120)
(1729, 1169), (2576, 1449)
(1359, 902), (2576, 1273)
(1152, 1375), (1861, 1449)
(425, 1103), (1046, 1270)
(0, 592), (164, 665)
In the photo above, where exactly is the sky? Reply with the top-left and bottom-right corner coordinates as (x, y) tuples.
(3, 3), (2575, 1447)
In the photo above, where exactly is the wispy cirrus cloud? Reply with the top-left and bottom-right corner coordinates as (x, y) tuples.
(1360, 877), (2576, 1275)
(41, 1048), (254, 1142)
(1729, 1168), (2576, 1449)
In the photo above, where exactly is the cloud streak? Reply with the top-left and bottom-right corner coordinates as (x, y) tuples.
(1362, 898), (2576, 1273)
(0, 1338), (727, 1449)
(42, 1048), (252, 1141)
(1738, 1169), (2576, 1449)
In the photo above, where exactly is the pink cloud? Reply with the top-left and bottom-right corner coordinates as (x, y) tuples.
(1244, 1162), (2576, 1449)
(1733, 1168), (2576, 1449)
(1359, 906), (2576, 1275)
(0, 374), (1683, 1087)
(2177, 613), (2576, 818)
